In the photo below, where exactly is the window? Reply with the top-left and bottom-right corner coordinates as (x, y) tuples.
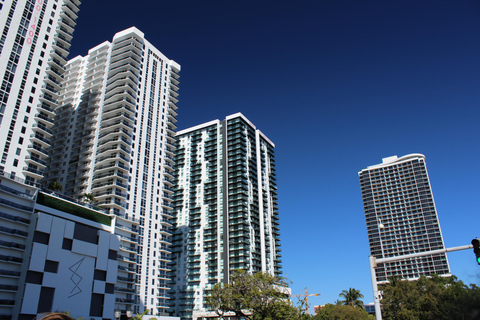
(13, 159), (18, 167)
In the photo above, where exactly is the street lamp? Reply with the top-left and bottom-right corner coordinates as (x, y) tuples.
(114, 310), (121, 320)
(126, 310), (133, 319)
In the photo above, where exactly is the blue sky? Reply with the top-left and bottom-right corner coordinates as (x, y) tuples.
(70, 0), (480, 310)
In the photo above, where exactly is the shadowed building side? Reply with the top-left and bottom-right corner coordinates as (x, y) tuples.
(359, 154), (450, 283)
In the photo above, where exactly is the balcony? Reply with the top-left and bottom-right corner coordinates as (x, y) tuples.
(100, 119), (134, 132)
(0, 184), (35, 200)
(115, 298), (135, 304)
(22, 166), (44, 180)
(117, 254), (137, 263)
(0, 211), (30, 225)
(32, 124), (53, 136)
(0, 240), (26, 251)
(34, 113), (55, 126)
(96, 198), (127, 210)
(0, 269), (21, 278)
(0, 226), (28, 238)
(118, 247), (137, 256)
(115, 224), (138, 234)
(117, 276), (136, 283)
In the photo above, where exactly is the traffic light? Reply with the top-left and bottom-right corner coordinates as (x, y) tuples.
(472, 238), (480, 265)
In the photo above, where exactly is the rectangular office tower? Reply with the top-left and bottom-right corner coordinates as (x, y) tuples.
(42, 27), (180, 316)
(359, 154), (450, 283)
(169, 113), (282, 319)
(0, 0), (80, 184)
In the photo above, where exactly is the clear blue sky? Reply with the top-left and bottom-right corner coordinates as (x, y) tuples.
(70, 0), (480, 310)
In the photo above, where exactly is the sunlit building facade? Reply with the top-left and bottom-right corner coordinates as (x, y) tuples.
(42, 27), (180, 316)
(359, 154), (450, 283)
(0, 0), (80, 184)
(169, 113), (282, 319)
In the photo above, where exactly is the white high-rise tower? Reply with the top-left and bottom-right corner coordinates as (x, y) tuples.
(43, 27), (180, 316)
(0, 0), (81, 184)
(169, 113), (282, 319)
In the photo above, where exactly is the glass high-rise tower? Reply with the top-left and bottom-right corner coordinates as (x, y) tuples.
(359, 154), (450, 283)
(169, 113), (282, 319)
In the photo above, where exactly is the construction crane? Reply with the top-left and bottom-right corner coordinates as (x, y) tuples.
(290, 287), (321, 315)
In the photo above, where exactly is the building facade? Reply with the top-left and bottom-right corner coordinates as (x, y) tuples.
(169, 113), (282, 319)
(0, 171), (119, 320)
(0, 0), (80, 184)
(0, 172), (37, 320)
(42, 27), (180, 316)
(20, 192), (120, 320)
(359, 154), (450, 283)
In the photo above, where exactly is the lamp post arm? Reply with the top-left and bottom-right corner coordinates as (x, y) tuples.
(376, 245), (473, 264)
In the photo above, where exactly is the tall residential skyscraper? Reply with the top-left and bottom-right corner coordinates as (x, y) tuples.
(0, 0), (81, 184)
(359, 154), (450, 283)
(43, 27), (180, 316)
(169, 113), (282, 319)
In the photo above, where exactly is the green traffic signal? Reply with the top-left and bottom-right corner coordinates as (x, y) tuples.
(472, 238), (480, 265)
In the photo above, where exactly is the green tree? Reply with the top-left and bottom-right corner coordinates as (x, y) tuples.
(380, 274), (480, 320)
(206, 270), (304, 320)
(312, 304), (372, 320)
(48, 180), (63, 193)
(339, 287), (364, 308)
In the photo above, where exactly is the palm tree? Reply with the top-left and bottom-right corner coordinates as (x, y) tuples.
(82, 193), (96, 204)
(132, 309), (149, 320)
(48, 180), (63, 193)
(339, 288), (364, 309)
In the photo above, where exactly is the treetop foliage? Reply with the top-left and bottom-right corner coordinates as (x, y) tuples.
(206, 270), (300, 320)
(311, 304), (373, 320)
(380, 274), (480, 320)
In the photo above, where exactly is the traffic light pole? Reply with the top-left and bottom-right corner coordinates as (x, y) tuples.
(369, 244), (473, 320)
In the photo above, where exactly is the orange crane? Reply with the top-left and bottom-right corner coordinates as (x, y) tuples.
(291, 287), (321, 315)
